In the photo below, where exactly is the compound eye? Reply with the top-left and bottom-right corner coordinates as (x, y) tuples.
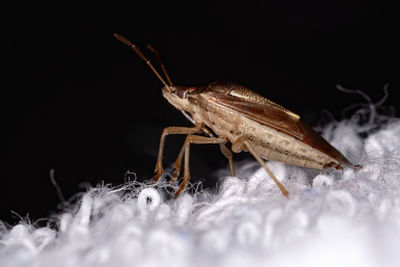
(177, 89), (187, 99)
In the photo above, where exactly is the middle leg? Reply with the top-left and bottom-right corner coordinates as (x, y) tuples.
(171, 129), (236, 182)
(219, 143), (236, 177)
(174, 135), (227, 198)
(171, 141), (235, 183)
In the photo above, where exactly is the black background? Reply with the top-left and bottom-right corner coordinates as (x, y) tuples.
(3, 2), (397, 224)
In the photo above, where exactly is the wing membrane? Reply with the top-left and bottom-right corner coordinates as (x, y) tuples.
(212, 94), (304, 140)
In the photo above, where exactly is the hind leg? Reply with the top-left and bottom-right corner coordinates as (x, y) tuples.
(232, 137), (289, 198)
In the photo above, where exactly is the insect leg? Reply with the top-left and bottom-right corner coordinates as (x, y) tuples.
(171, 139), (235, 183)
(171, 142), (186, 183)
(219, 143), (236, 177)
(174, 135), (227, 198)
(171, 126), (235, 182)
(232, 137), (289, 198)
(153, 125), (202, 182)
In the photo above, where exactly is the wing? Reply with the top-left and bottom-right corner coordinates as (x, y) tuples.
(205, 82), (352, 166)
(211, 93), (305, 140)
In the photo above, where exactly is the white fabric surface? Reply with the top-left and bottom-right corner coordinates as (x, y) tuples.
(1, 103), (400, 267)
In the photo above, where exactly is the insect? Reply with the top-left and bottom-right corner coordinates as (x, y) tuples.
(114, 33), (354, 198)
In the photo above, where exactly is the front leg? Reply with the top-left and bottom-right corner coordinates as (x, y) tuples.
(153, 125), (202, 182)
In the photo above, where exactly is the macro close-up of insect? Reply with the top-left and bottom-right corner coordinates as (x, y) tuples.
(4, 3), (397, 267)
(114, 33), (357, 198)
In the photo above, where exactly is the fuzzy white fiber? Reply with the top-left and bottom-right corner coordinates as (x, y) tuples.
(1, 97), (400, 267)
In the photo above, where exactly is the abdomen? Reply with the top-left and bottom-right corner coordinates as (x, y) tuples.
(237, 118), (337, 169)
(200, 98), (350, 170)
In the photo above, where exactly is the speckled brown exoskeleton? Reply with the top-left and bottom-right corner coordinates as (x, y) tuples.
(114, 33), (355, 198)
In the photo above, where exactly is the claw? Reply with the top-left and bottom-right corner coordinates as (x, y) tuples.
(171, 169), (180, 183)
(353, 164), (363, 171)
(152, 167), (164, 183)
(174, 176), (189, 199)
(174, 186), (184, 199)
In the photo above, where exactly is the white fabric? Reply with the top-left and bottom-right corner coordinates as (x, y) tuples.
(1, 107), (400, 267)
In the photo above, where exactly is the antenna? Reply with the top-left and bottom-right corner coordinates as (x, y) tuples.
(113, 33), (172, 90)
(147, 44), (174, 86)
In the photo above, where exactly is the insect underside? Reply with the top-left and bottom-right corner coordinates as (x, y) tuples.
(114, 33), (354, 199)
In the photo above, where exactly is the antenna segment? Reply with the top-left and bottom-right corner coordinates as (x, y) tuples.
(113, 33), (172, 90)
(147, 44), (174, 86)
